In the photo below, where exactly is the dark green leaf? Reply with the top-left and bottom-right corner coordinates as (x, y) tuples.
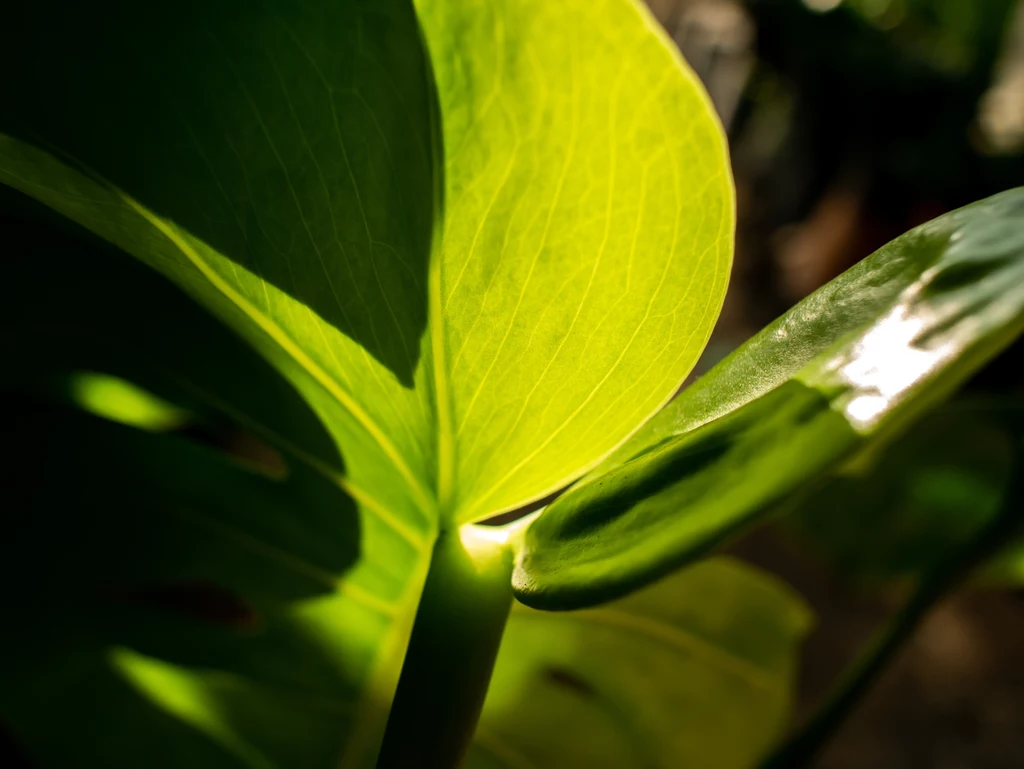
(0, 193), (347, 473)
(0, 0), (442, 529)
(0, 3), (440, 763)
(0, 206), (430, 769)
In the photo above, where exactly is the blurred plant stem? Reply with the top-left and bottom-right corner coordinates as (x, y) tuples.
(376, 527), (514, 769)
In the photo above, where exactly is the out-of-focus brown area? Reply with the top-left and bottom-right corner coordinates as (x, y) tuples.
(648, 1), (1024, 765)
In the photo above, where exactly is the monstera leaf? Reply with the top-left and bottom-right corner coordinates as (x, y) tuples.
(516, 189), (1024, 609)
(0, 0), (731, 766)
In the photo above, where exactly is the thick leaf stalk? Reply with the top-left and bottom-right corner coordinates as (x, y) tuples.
(376, 526), (514, 769)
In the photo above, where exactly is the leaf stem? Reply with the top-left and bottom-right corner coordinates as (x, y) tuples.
(759, 440), (1023, 769)
(376, 526), (514, 769)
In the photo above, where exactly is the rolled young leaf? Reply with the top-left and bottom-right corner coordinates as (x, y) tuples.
(515, 189), (1024, 610)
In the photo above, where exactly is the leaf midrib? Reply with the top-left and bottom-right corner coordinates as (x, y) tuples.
(425, 38), (456, 523)
(429, 218), (455, 519)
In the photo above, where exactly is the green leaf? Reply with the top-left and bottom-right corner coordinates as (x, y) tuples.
(515, 189), (1024, 609)
(1, 0), (731, 765)
(0, 1), (442, 758)
(0, 193), (350, 486)
(468, 558), (811, 769)
(1, 0), (730, 529)
(416, 0), (733, 521)
(0, 0), (730, 524)
(783, 400), (1024, 584)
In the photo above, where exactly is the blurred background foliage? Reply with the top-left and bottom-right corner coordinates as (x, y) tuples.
(644, 0), (1023, 766)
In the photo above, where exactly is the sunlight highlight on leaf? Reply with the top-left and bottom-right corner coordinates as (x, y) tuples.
(833, 305), (956, 428)
(69, 372), (191, 432)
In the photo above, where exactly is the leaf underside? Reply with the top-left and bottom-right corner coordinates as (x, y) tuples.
(0, 0), (732, 766)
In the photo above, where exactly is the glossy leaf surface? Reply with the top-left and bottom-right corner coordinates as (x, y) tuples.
(516, 190), (1024, 609)
(468, 558), (810, 769)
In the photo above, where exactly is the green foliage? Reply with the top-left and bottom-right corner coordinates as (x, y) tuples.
(1, 0), (1023, 767)
(3, 397), (374, 769)
(515, 190), (1024, 609)
(0, 0), (734, 766)
(416, 0), (732, 522)
(469, 558), (810, 769)
(0, 0), (730, 530)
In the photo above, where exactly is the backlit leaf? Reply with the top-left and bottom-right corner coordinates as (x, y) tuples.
(417, 0), (733, 521)
(0, 0), (731, 765)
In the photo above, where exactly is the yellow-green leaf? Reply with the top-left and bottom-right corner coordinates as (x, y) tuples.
(418, 0), (733, 522)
